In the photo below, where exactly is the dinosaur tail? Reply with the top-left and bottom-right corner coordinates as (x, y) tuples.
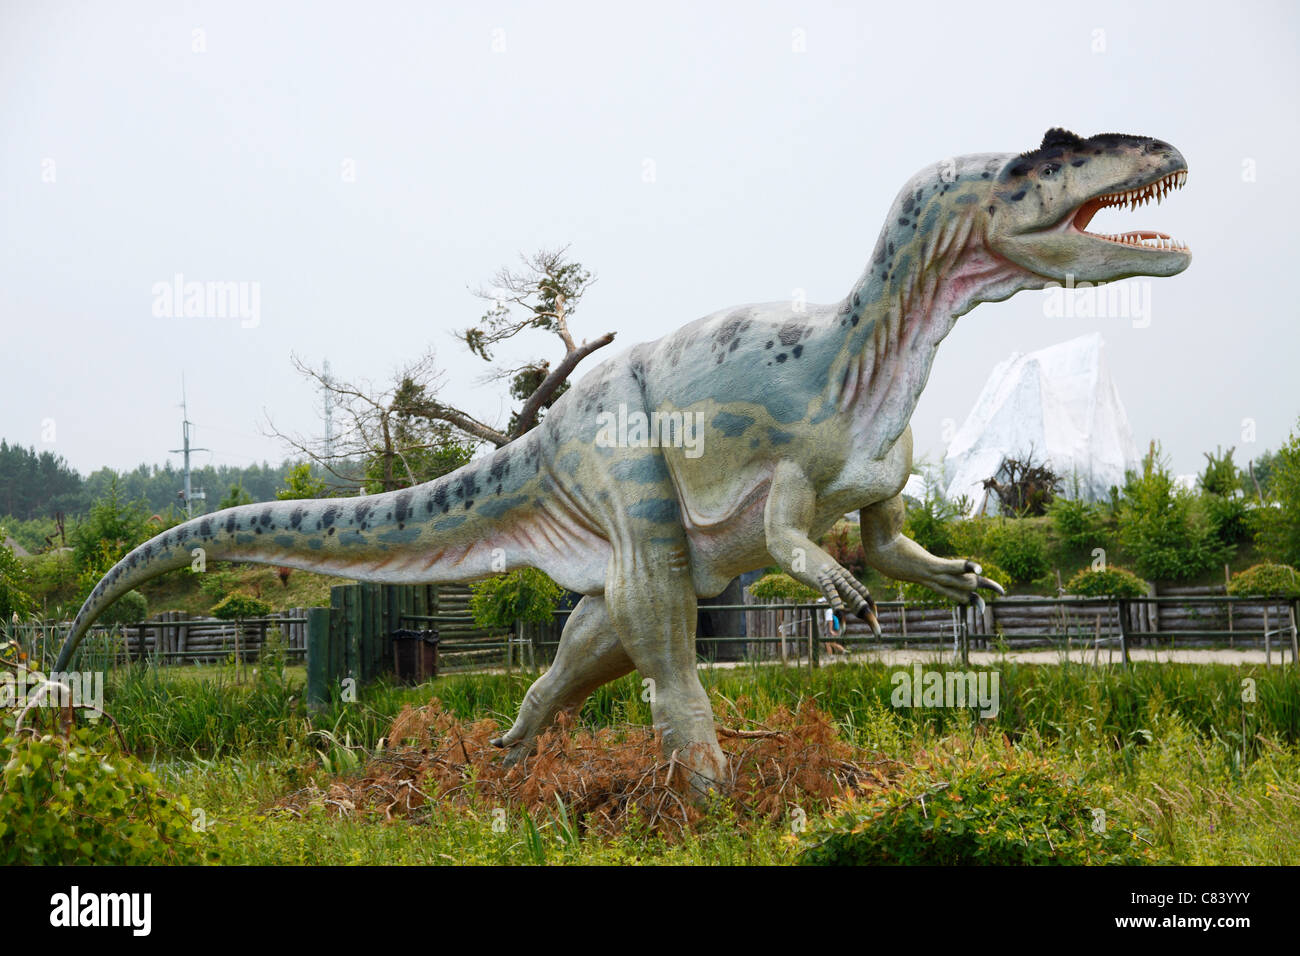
(53, 444), (608, 670)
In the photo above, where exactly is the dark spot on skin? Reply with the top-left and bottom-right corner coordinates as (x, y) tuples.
(981, 171), (990, 178)
(729, 338), (740, 352)
(778, 322), (803, 346)
(289, 509), (303, 529)
(496, 484), (503, 495)
(1010, 190), (1026, 201)
(792, 345), (803, 358)
(1009, 163), (1031, 177)
(259, 508), (273, 528)
(322, 507), (337, 528)
(987, 206), (995, 215)
(328, 527), (335, 535)
(775, 353), (787, 363)
(199, 519), (212, 538)
(225, 514), (236, 534)
(851, 315), (859, 326)
(765, 340), (773, 349)
(898, 218), (909, 227)
(395, 490), (412, 525)
(355, 503), (371, 526)
(464, 499), (474, 510)
(1071, 159), (1087, 167)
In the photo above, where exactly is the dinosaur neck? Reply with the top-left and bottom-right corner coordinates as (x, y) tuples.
(827, 196), (1028, 458)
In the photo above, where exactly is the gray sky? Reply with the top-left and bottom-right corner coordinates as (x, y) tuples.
(2, 0), (1297, 484)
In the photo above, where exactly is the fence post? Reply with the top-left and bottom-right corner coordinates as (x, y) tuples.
(1117, 598), (1131, 667)
(1290, 600), (1299, 667)
(306, 607), (331, 711)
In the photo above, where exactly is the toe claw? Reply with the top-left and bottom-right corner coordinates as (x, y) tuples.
(964, 560), (983, 575)
(975, 575), (1005, 596)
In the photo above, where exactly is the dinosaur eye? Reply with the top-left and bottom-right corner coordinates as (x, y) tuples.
(1041, 163), (1061, 177)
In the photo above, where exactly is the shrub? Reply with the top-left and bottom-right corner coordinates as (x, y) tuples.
(1049, 496), (1108, 550)
(468, 568), (563, 629)
(97, 589), (147, 626)
(903, 491), (962, 557)
(985, 521), (1050, 585)
(799, 743), (1158, 866)
(1118, 446), (1226, 581)
(1226, 563), (1300, 599)
(747, 573), (820, 604)
(0, 717), (212, 865)
(1065, 566), (1148, 599)
(211, 591), (272, 620)
(0, 540), (34, 622)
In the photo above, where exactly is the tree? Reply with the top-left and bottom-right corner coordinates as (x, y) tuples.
(272, 249), (613, 489)
(276, 463), (329, 501)
(1255, 419), (1300, 567)
(217, 483), (254, 510)
(1118, 443), (1225, 581)
(269, 355), (476, 493)
(981, 454), (1062, 516)
(70, 478), (151, 579)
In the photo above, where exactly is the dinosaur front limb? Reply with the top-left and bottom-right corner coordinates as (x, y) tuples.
(491, 595), (633, 765)
(765, 459), (882, 635)
(858, 494), (1004, 612)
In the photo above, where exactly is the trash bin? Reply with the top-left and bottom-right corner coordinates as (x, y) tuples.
(390, 628), (439, 683)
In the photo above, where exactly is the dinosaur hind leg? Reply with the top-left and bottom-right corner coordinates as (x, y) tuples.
(492, 595), (633, 766)
(604, 538), (728, 797)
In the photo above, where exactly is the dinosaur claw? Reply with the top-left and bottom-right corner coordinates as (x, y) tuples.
(969, 592), (986, 618)
(975, 575), (1005, 596)
(964, 560), (982, 575)
(490, 737), (506, 749)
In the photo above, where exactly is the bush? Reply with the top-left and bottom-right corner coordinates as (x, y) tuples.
(468, 568), (563, 629)
(1065, 566), (1148, 599)
(0, 540), (34, 622)
(821, 523), (866, 579)
(0, 717), (212, 864)
(1049, 497), (1108, 550)
(1118, 447), (1226, 581)
(799, 743), (1158, 866)
(97, 589), (147, 626)
(747, 573), (820, 604)
(902, 491), (962, 557)
(985, 521), (1050, 585)
(211, 591), (272, 620)
(1227, 563), (1300, 599)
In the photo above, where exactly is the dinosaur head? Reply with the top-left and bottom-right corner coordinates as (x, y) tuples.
(985, 128), (1190, 283)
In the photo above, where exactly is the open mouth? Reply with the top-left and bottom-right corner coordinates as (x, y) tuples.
(1069, 169), (1189, 252)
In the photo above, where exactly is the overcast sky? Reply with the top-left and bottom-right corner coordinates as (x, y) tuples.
(2, 0), (1296, 487)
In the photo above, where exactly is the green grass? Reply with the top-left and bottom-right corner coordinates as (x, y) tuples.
(63, 660), (1300, 864)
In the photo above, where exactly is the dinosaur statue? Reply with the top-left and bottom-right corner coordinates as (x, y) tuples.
(55, 128), (1191, 792)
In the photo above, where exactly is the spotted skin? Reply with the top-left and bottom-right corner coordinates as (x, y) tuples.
(56, 129), (1191, 793)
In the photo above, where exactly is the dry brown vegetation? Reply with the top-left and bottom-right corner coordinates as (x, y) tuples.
(278, 699), (903, 839)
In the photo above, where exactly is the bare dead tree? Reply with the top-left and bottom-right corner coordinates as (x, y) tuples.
(265, 352), (475, 493)
(982, 454), (1063, 516)
(419, 246), (615, 447)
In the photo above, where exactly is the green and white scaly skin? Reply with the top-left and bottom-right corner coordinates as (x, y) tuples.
(55, 129), (1191, 792)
